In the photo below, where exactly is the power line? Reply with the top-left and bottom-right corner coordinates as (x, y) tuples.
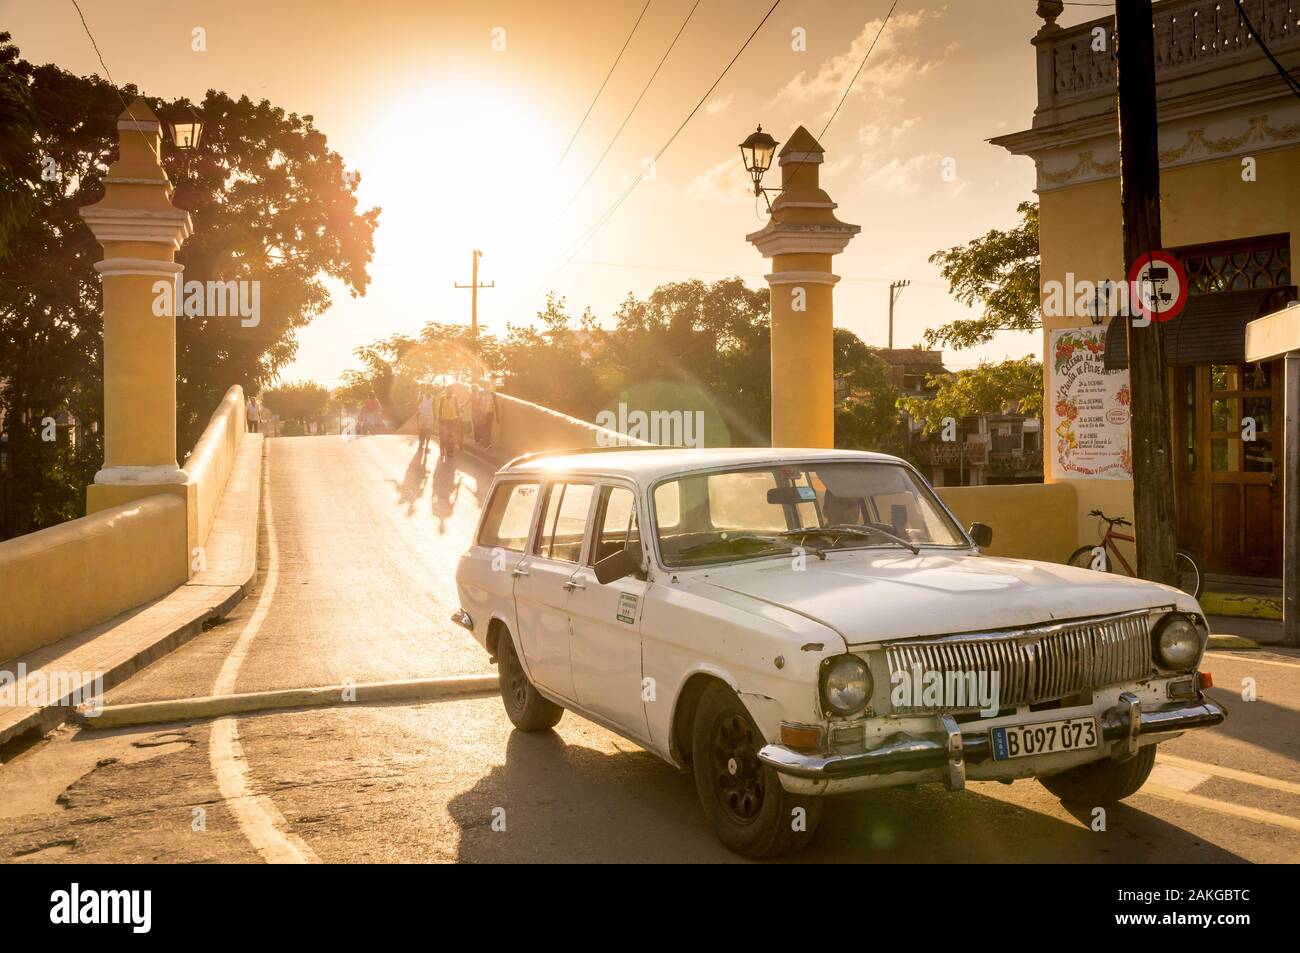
(553, 0), (701, 222)
(817, 0), (901, 142)
(1232, 0), (1300, 99)
(68, 0), (164, 165)
(547, 0), (783, 281)
(550, 0), (654, 176)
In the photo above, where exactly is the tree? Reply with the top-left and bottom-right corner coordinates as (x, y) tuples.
(831, 328), (907, 455)
(896, 356), (1043, 436)
(262, 381), (330, 433)
(924, 201), (1040, 350)
(0, 37), (378, 537)
(0, 38), (40, 259)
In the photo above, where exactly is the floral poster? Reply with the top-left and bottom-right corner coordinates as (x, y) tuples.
(1050, 327), (1133, 480)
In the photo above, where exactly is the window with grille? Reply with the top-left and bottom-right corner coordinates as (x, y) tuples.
(1176, 235), (1290, 295)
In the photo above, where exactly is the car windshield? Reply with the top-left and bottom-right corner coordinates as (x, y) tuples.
(652, 462), (967, 568)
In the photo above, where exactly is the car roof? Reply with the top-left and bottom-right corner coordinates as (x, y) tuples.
(500, 446), (906, 487)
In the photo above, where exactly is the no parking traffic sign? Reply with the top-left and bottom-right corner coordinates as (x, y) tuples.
(1127, 250), (1188, 324)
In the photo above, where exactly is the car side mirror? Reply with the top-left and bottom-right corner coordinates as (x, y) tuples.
(968, 522), (993, 549)
(594, 547), (641, 585)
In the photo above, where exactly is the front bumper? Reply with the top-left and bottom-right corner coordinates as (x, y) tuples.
(758, 693), (1225, 794)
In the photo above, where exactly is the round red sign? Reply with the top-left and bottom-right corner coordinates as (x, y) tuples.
(1126, 250), (1188, 323)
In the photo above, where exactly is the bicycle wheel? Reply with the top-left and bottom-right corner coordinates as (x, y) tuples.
(1067, 545), (1111, 572)
(1175, 550), (1202, 599)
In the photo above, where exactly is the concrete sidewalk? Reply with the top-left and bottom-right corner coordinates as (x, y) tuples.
(0, 434), (263, 755)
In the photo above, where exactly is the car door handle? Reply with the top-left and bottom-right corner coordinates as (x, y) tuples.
(511, 567), (530, 577)
(562, 580), (586, 591)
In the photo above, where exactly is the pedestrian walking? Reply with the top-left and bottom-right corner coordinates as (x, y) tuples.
(246, 395), (261, 434)
(437, 386), (462, 463)
(416, 390), (435, 456)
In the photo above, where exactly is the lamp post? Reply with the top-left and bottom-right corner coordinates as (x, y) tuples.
(744, 125), (859, 448)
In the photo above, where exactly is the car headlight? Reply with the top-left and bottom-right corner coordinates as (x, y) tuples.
(1153, 612), (1203, 670)
(820, 654), (873, 717)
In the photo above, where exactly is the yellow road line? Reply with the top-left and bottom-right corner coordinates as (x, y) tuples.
(1142, 783), (1300, 834)
(1157, 753), (1300, 797)
(209, 455), (319, 865)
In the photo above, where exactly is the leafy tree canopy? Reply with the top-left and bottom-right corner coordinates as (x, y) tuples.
(897, 356), (1043, 436)
(0, 35), (378, 537)
(924, 201), (1040, 350)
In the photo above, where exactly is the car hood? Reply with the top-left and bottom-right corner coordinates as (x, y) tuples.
(692, 550), (1199, 646)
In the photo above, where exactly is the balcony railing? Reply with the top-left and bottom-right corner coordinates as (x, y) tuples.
(915, 441), (989, 467)
(1036, 0), (1300, 111)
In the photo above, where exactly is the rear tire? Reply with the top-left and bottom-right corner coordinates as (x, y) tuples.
(497, 630), (563, 732)
(1038, 744), (1156, 804)
(691, 683), (822, 859)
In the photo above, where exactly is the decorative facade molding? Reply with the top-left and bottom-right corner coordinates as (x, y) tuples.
(79, 206), (193, 249)
(763, 270), (842, 287)
(94, 464), (188, 486)
(94, 258), (185, 279)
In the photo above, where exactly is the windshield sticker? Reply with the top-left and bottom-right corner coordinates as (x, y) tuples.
(617, 592), (638, 625)
(797, 486), (817, 501)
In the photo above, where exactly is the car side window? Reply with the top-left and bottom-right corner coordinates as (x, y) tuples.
(536, 482), (595, 563)
(478, 482), (539, 551)
(592, 486), (639, 564)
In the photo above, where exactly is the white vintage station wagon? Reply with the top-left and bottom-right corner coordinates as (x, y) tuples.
(453, 447), (1225, 858)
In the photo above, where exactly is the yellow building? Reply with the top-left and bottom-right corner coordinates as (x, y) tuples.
(993, 0), (1298, 587)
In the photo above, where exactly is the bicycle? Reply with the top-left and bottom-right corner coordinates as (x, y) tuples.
(1066, 509), (1202, 598)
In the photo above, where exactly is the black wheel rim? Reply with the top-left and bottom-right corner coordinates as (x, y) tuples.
(503, 647), (528, 713)
(711, 712), (764, 824)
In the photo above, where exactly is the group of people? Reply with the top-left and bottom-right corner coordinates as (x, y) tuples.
(416, 384), (498, 462)
(243, 384), (496, 455)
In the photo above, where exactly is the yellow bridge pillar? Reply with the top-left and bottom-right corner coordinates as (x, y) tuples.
(79, 99), (193, 515)
(747, 126), (859, 448)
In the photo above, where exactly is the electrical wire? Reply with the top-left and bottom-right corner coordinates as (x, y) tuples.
(553, 0), (702, 222)
(550, 0), (654, 176)
(1233, 0), (1300, 99)
(546, 0), (783, 281)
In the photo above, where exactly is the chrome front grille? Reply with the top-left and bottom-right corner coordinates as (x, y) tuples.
(880, 610), (1154, 713)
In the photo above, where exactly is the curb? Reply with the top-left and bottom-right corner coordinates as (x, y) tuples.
(1207, 634), (1260, 650)
(79, 674), (499, 729)
(0, 437), (263, 755)
(1201, 591), (1283, 620)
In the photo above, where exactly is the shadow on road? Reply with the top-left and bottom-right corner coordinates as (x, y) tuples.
(430, 454), (462, 533)
(445, 726), (1248, 863)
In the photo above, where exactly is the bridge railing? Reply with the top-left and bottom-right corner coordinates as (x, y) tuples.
(0, 384), (250, 661)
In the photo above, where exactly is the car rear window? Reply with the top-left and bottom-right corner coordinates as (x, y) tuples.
(478, 482), (539, 551)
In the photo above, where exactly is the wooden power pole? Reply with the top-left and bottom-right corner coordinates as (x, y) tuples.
(454, 249), (494, 361)
(888, 280), (909, 350)
(1116, 0), (1178, 587)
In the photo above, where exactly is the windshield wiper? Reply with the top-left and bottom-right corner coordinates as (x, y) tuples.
(677, 534), (825, 560)
(780, 524), (920, 555)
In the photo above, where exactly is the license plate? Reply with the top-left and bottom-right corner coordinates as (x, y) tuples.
(991, 717), (1100, 760)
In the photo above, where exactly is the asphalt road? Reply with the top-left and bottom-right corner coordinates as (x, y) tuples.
(1, 434), (1297, 864)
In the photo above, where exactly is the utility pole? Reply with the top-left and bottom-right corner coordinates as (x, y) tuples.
(1116, 0), (1178, 587)
(454, 249), (494, 365)
(888, 280), (909, 350)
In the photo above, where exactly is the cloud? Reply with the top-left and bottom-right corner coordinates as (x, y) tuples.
(685, 156), (756, 208)
(863, 153), (942, 194)
(773, 10), (956, 117)
(705, 94), (734, 116)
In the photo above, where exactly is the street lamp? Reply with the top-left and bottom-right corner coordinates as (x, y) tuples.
(739, 125), (779, 209)
(163, 104), (204, 152)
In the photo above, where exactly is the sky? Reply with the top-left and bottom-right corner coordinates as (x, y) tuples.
(2, 0), (1113, 388)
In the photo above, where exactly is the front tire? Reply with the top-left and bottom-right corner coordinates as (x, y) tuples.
(497, 630), (563, 732)
(691, 683), (822, 859)
(1038, 744), (1156, 804)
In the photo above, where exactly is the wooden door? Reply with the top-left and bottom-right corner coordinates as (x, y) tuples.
(1181, 361), (1285, 576)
